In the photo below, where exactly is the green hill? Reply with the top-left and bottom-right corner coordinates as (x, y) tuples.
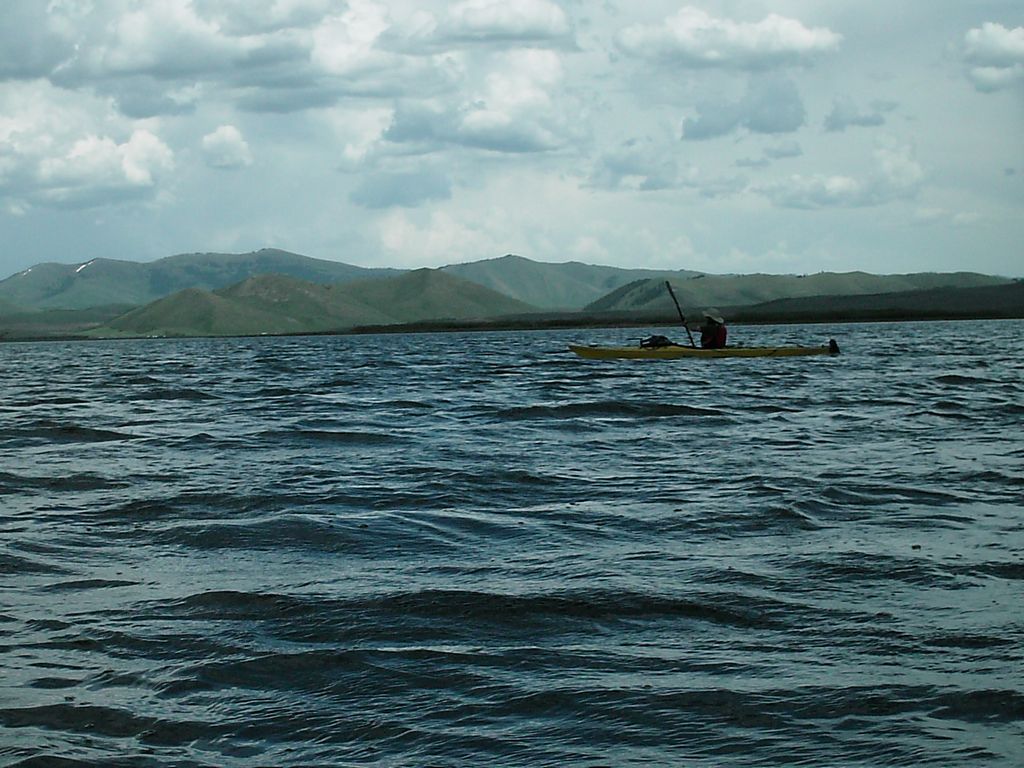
(0, 248), (398, 311)
(731, 281), (1024, 322)
(216, 274), (395, 329)
(6, 248), (1012, 318)
(104, 288), (294, 337)
(99, 269), (538, 337)
(337, 267), (536, 322)
(0, 296), (21, 315)
(441, 253), (701, 310)
(0, 305), (132, 340)
(587, 271), (1012, 314)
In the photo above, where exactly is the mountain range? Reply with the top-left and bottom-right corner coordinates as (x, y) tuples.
(0, 248), (1019, 339)
(0, 249), (698, 313)
(102, 270), (534, 338)
(587, 271), (1011, 313)
(0, 248), (398, 311)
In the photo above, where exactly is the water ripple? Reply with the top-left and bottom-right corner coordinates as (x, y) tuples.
(2, 321), (1022, 767)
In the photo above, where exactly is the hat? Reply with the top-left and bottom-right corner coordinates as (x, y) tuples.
(703, 308), (724, 324)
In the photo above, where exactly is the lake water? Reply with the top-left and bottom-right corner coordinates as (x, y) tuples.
(2, 320), (1022, 767)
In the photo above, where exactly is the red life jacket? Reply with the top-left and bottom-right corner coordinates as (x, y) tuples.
(701, 324), (727, 349)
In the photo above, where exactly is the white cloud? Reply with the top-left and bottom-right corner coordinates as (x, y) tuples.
(36, 129), (173, 207)
(383, 0), (572, 52)
(45, 1), (319, 115)
(617, 7), (840, 70)
(193, 0), (337, 34)
(0, 80), (173, 210)
(64, 2), (246, 79)
(459, 48), (568, 149)
(824, 99), (895, 131)
(41, 1), (457, 116)
(384, 48), (576, 153)
(202, 125), (253, 169)
(311, 1), (392, 77)
(764, 140), (803, 160)
(757, 141), (922, 209)
(445, 0), (571, 43)
(589, 138), (681, 191)
(964, 22), (1024, 92)
(350, 169), (452, 208)
(303, 2), (462, 103)
(323, 107), (395, 169)
(965, 21), (1024, 65)
(378, 209), (501, 264)
(914, 207), (984, 227)
(0, 2), (1020, 279)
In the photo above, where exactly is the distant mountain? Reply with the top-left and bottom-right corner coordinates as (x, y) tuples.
(731, 281), (1024, 322)
(0, 296), (20, 315)
(339, 266), (536, 322)
(0, 248), (398, 311)
(101, 269), (537, 337)
(105, 287), (297, 337)
(587, 272), (1013, 314)
(441, 253), (701, 310)
(4, 249), (683, 313)
(6, 247), (1012, 319)
(0, 305), (131, 340)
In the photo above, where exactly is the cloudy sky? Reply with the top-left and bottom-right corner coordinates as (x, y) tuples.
(1, 0), (1021, 279)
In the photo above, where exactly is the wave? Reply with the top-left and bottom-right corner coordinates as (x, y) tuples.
(932, 374), (994, 386)
(257, 428), (405, 445)
(4, 323), (1023, 767)
(2, 421), (135, 445)
(0, 471), (129, 494)
(151, 587), (784, 634)
(40, 578), (139, 592)
(492, 400), (727, 420)
(0, 552), (72, 576)
(130, 387), (218, 402)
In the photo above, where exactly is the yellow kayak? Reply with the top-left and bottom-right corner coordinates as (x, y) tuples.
(568, 340), (840, 360)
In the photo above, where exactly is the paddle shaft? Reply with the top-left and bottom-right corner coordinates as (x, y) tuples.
(665, 281), (696, 347)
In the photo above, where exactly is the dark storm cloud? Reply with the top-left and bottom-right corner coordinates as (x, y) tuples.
(0, 2), (75, 80)
(682, 75), (805, 140)
(824, 99), (895, 132)
(589, 138), (680, 191)
(383, 0), (576, 53)
(384, 104), (561, 153)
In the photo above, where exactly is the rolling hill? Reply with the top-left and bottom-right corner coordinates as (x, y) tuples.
(101, 269), (537, 337)
(2, 247), (1019, 340)
(338, 266), (536, 322)
(587, 272), (1012, 314)
(0, 248), (398, 311)
(730, 281), (1024, 322)
(3, 248), (1014, 318)
(2, 250), (700, 313)
(440, 253), (702, 310)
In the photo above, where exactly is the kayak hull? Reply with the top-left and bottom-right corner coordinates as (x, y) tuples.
(568, 344), (838, 360)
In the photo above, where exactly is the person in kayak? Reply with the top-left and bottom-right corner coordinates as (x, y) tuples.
(700, 309), (727, 348)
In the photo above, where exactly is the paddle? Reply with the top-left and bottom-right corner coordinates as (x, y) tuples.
(664, 281), (696, 347)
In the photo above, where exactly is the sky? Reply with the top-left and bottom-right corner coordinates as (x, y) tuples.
(1, 0), (1022, 279)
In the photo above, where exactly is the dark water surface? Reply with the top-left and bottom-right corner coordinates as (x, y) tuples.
(2, 321), (1022, 767)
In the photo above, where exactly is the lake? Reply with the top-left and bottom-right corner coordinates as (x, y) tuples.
(2, 320), (1022, 766)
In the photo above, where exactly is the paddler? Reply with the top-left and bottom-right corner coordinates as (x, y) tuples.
(699, 308), (727, 349)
